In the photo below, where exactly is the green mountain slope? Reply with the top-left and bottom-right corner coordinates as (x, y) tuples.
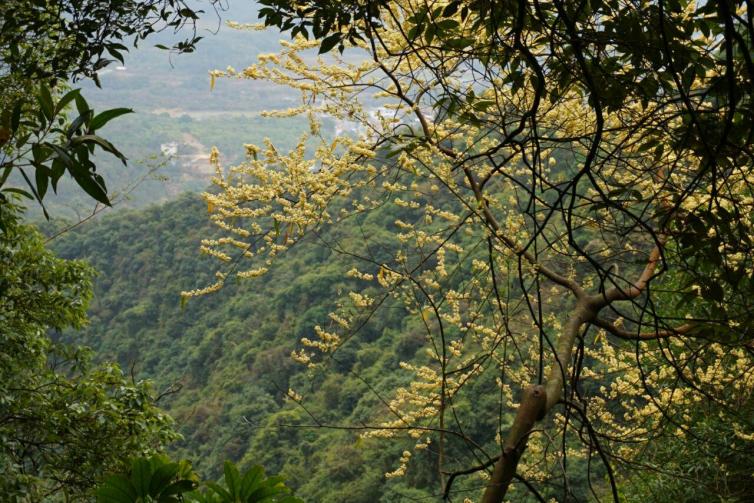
(51, 194), (469, 502)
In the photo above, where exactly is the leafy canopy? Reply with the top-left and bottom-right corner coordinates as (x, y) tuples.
(0, 199), (178, 500)
(190, 0), (754, 501)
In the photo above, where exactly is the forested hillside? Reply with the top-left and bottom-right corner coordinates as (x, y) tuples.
(51, 194), (483, 502)
(48, 187), (754, 501)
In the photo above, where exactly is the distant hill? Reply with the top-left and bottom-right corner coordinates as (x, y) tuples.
(27, 1), (329, 221)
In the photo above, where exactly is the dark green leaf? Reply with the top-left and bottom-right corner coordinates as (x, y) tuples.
(35, 165), (49, 199)
(319, 33), (341, 54)
(97, 475), (136, 503)
(38, 84), (54, 120)
(159, 479), (196, 497)
(56, 89), (82, 114)
(149, 462), (179, 496)
(89, 108), (133, 131)
(224, 460), (240, 497)
(75, 93), (90, 116)
(71, 134), (127, 164)
(2, 187), (33, 199)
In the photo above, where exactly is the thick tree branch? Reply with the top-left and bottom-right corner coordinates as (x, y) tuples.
(591, 317), (695, 341)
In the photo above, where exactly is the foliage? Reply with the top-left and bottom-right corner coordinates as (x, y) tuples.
(0, 199), (178, 501)
(97, 455), (198, 502)
(1, 86), (131, 220)
(0, 0), (216, 84)
(6, 3), (328, 223)
(53, 187), (754, 501)
(185, 1), (754, 501)
(51, 194), (445, 501)
(622, 394), (754, 502)
(257, 0), (382, 54)
(97, 455), (302, 503)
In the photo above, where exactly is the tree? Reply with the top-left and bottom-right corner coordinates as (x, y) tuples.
(96, 455), (303, 503)
(0, 199), (178, 500)
(0, 0), (220, 219)
(1, 0), (212, 84)
(622, 393), (754, 501)
(186, 1), (754, 501)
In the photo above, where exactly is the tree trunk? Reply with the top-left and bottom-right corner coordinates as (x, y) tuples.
(481, 385), (547, 503)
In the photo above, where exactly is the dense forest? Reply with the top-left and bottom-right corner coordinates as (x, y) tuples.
(2, 0), (754, 502)
(45, 191), (724, 502)
(50, 193), (452, 501)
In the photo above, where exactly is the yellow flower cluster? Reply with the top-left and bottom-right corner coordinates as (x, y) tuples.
(187, 0), (754, 485)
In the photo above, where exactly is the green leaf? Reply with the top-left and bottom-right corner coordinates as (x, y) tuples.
(223, 461), (241, 497)
(319, 33), (341, 54)
(97, 486), (134, 503)
(159, 479), (196, 497)
(0, 165), (12, 187)
(89, 108), (133, 131)
(46, 143), (76, 169)
(71, 172), (110, 205)
(32, 143), (50, 163)
(206, 481), (232, 501)
(75, 93), (90, 116)
(425, 23), (437, 45)
(56, 89), (82, 114)
(149, 461), (180, 496)
(97, 475), (136, 503)
(445, 37), (475, 49)
(68, 111), (93, 138)
(1, 187), (33, 199)
(11, 101), (22, 130)
(71, 135), (127, 164)
(435, 19), (459, 31)
(50, 158), (65, 192)
(442, 2), (460, 17)
(38, 84), (54, 120)
(131, 458), (152, 497)
(240, 466), (264, 499)
(35, 165), (49, 199)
